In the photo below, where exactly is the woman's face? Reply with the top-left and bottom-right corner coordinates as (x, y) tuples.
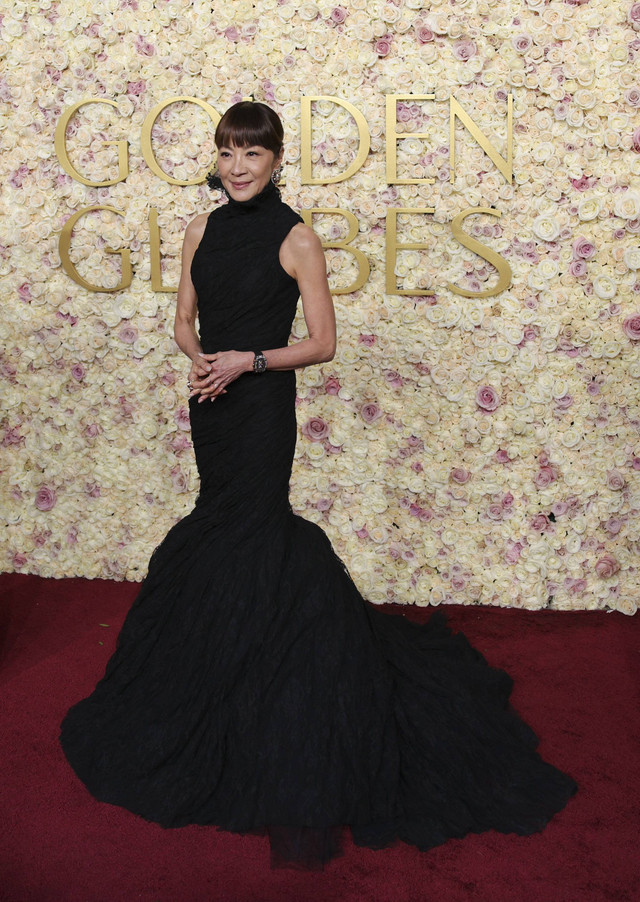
(216, 144), (282, 201)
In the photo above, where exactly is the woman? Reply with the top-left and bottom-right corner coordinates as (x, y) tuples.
(61, 102), (576, 869)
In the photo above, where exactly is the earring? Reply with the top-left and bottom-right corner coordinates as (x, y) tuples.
(271, 166), (283, 185)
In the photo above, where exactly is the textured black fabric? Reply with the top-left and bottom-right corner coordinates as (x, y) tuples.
(60, 181), (577, 869)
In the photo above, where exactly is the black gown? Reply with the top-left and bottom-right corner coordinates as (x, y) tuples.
(60, 180), (576, 869)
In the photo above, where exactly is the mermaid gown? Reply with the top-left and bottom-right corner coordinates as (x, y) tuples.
(60, 181), (576, 868)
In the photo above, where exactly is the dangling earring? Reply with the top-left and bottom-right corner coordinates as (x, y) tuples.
(271, 166), (283, 185)
(206, 168), (224, 191)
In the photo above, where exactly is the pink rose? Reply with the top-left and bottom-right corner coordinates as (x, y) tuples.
(359, 334), (376, 346)
(384, 370), (403, 388)
(625, 87), (640, 108)
(570, 175), (588, 190)
(566, 578), (587, 596)
(495, 449), (510, 463)
(170, 466), (188, 493)
(556, 395), (573, 410)
(605, 517), (622, 534)
(361, 403), (383, 424)
(607, 470), (626, 490)
(2, 427), (23, 446)
(330, 6), (347, 24)
(171, 433), (192, 454)
(632, 127), (640, 152)
(595, 554), (620, 579)
(174, 407), (191, 431)
(374, 37), (392, 56)
(630, 2), (640, 29)
(119, 324), (138, 344)
(35, 485), (57, 511)
(572, 236), (597, 259)
(502, 492), (514, 508)
(450, 467), (471, 484)
(18, 283), (32, 302)
(476, 385), (500, 411)
(13, 552), (27, 568)
(134, 35), (155, 56)
(85, 482), (101, 498)
(302, 417), (329, 442)
(127, 80), (146, 96)
(512, 34), (532, 53)
(71, 363), (86, 382)
(324, 377), (340, 397)
(622, 313), (640, 340)
(531, 513), (552, 532)
(569, 260), (588, 278)
(505, 542), (523, 564)
(552, 501), (568, 516)
(453, 38), (477, 61)
(416, 26), (434, 44)
(534, 466), (557, 488)
(487, 504), (503, 520)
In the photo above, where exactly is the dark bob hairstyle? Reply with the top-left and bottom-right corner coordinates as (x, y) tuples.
(214, 101), (284, 154)
(207, 101), (284, 190)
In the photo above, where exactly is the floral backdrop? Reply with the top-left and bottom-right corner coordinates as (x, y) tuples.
(1, 0), (639, 614)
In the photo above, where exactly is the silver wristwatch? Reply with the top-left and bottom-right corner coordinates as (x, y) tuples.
(253, 351), (267, 374)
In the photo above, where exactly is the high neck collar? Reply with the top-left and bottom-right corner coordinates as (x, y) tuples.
(225, 178), (281, 212)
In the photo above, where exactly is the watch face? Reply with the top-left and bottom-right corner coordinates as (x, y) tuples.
(254, 353), (267, 374)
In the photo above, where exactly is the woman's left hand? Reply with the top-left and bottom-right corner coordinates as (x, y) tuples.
(191, 350), (254, 402)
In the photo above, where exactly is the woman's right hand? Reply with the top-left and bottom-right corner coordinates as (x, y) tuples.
(188, 356), (212, 399)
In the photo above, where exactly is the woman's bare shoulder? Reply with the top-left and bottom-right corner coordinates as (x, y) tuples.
(185, 212), (210, 240)
(283, 222), (322, 254)
(181, 213), (210, 254)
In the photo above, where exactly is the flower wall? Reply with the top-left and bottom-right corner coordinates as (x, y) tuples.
(1, 0), (639, 613)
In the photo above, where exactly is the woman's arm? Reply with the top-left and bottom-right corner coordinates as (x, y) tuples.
(173, 214), (213, 389)
(194, 224), (335, 401)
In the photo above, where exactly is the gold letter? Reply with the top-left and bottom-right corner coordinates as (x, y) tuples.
(385, 94), (436, 185)
(149, 208), (177, 292)
(59, 206), (132, 292)
(448, 207), (512, 298)
(300, 208), (369, 294)
(385, 208), (436, 296)
(141, 97), (220, 186)
(54, 100), (129, 187)
(300, 97), (370, 185)
(450, 94), (513, 183)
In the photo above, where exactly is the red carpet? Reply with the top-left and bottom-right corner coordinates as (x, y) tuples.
(1, 572), (638, 902)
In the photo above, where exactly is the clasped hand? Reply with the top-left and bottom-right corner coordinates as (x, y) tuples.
(188, 351), (254, 402)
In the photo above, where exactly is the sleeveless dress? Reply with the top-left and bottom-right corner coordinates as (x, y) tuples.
(60, 180), (576, 869)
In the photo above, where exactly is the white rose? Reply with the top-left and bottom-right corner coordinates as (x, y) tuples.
(592, 276), (617, 300)
(492, 343), (514, 363)
(532, 214), (560, 241)
(561, 427), (583, 449)
(577, 198), (601, 221)
(614, 192), (640, 220)
(623, 247), (640, 270)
